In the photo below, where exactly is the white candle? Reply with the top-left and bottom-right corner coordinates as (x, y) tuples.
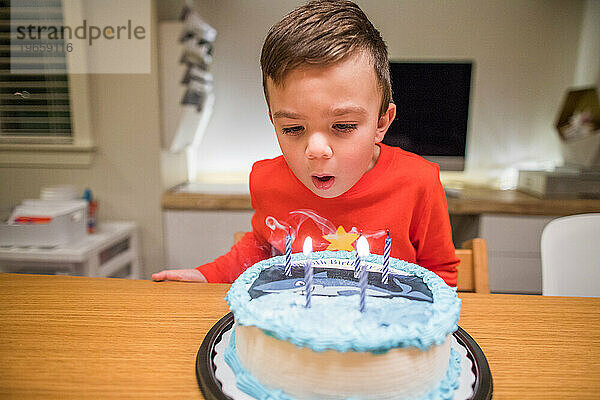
(357, 236), (370, 312)
(303, 237), (313, 308)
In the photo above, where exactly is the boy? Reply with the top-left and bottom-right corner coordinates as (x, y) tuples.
(153, 0), (459, 285)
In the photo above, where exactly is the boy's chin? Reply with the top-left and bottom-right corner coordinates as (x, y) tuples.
(305, 181), (347, 198)
(311, 190), (340, 199)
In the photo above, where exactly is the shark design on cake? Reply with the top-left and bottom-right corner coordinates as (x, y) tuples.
(248, 265), (433, 302)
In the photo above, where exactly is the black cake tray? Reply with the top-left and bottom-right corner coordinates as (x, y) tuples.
(196, 312), (493, 400)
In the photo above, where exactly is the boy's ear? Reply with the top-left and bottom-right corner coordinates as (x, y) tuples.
(375, 103), (396, 143)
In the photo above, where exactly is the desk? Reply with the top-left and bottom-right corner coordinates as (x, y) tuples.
(2, 273), (598, 399)
(0, 222), (141, 279)
(161, 186), (600, 215)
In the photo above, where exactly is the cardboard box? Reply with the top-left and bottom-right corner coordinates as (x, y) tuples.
(555, 87), (600, 142)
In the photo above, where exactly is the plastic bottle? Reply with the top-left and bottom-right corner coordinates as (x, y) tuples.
(82, 188), (97, 234)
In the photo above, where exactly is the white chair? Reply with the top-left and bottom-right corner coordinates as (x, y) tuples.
(541, 213), (600, 297)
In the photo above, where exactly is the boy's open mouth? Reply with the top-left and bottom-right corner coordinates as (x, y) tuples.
(311, 175), (335, 190)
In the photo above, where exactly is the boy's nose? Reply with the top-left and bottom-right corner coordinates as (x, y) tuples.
(305, 132), (333, 159)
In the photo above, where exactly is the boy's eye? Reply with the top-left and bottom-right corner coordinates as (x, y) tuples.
(281, 126), (304, 136)
(333, 123), (357, 133)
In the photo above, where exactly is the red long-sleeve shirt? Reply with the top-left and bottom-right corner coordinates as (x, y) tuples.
(197, 144), (458, 286)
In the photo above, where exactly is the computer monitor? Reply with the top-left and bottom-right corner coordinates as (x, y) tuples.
(382, 61), (473, 171)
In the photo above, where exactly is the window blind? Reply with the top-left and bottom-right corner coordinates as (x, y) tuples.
(0, 0), (72, 143)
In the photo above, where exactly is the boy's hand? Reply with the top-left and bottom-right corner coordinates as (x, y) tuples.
(152, 268), (207, 283)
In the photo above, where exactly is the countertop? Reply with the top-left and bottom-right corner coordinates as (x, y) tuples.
(162, 184), (600, 215)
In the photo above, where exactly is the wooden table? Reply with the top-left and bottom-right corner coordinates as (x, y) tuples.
(1, 273), (599, 399)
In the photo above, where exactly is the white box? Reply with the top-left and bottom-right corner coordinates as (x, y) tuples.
(0, 200), (87, 247)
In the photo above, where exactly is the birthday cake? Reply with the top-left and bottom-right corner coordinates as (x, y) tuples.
(225, 250), (462, 400)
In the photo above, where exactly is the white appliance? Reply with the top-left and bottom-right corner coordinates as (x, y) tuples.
(1, 199), (88, 247)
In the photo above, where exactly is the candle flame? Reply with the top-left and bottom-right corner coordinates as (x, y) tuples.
(357, 236), (369, 258)
(303, 236), (313, 256)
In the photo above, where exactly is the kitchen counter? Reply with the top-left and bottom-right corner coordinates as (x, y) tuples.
(162, 185), (600, 216)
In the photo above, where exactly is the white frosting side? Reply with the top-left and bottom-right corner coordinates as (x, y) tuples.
(235, 323), (452, 400)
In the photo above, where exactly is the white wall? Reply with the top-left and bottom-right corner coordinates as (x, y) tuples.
(191, 0), (586, 186)
(574, 0), (600, 87)
(0, 1), (170, 278)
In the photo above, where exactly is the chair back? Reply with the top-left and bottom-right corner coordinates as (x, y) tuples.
(456, 238), (489, 294)
(234, 232), (489, 294)
(541, 213), (600, 297)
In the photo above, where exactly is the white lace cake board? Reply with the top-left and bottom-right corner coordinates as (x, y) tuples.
(213, 326), (475, 400)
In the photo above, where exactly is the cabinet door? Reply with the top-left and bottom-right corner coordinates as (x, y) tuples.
(487, 254), (543, 294)
(163, 210), (253, 268)
(480, 214), (555, 294)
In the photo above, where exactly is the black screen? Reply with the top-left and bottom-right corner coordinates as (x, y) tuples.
(383, 62), (472, 163)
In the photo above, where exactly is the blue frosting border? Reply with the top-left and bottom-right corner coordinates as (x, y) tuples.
(226, 251), (461, 352)
(224, 327), (462, 400)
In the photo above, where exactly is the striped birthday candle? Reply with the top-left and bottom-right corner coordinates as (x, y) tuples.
(284, 229), (292, 276)
(354, 231), (362, 278)
(382, 231), (391, 284)
(357, 236), (370, 312)
(353, 250), (361, 278)
(303, 237), (313, 308)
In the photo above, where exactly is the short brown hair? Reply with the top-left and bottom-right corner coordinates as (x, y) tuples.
(260, 0), (392, 117)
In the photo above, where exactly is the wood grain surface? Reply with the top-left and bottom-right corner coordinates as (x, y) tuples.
(1, 273), (599, 399)
(161, 187), (600, 216)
